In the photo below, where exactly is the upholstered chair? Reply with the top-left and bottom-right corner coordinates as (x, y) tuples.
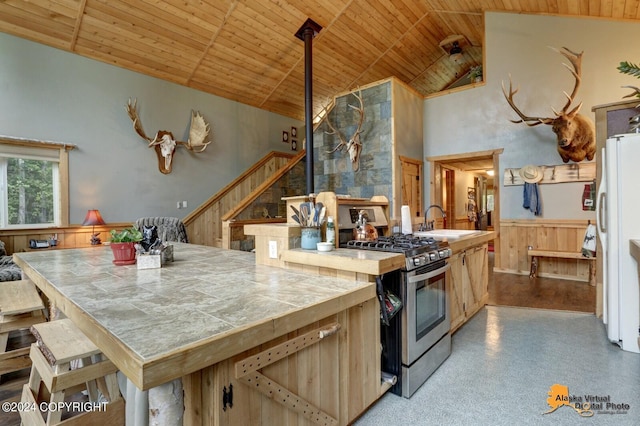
(0, 240), (22, 282)
(134, 217), (189, 243)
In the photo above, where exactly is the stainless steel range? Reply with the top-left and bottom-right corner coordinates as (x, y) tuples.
(346, 234), (452, 398)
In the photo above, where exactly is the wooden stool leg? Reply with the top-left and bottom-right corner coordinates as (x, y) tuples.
(27, 363), (40, 393)
(0, 332), (8, 352)
(529, 256), (538, 278)
(589, 262), (596, 287)
(46, 363), (71, 425)
(81, 356), (100, 402)
(46, 389), (66, 425)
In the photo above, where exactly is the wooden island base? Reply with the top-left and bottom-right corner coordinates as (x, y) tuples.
(182, 298), (383, 426)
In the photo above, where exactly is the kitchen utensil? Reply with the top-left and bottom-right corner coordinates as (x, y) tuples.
(291, 214), (300, 224)
(318, 206), (326, 225)
(299, 203), (309, 226)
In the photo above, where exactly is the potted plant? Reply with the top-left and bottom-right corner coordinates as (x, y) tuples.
(469, 65), (483, 83)
(109, 226), (143, 265)
(617, 61), (640, 132)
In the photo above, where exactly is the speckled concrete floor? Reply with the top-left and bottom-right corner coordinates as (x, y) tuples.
(354, 306), (639, 425)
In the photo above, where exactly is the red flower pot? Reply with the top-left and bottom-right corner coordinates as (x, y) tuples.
(110, 242), (137, 265)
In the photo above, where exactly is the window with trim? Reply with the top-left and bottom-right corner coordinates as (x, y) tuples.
(0, 137), (74, 229)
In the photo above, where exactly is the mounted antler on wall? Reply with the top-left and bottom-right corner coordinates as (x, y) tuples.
(125, 98), (211, 174)
(502, 47), (596, 163)
(324, 89), (364, 171)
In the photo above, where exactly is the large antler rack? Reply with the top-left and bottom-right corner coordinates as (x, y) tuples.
(177, 111), (211, 152)
(502, 46), (585, 126)
(124, 98), (212, 174)
(323, 89), (364, 171)
(125, 98), (153, 142)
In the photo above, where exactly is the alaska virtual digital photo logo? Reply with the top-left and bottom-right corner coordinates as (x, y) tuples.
(544, 384), (630, 417)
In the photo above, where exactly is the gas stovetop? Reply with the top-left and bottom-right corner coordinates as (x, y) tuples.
(345, 234), (452, 270)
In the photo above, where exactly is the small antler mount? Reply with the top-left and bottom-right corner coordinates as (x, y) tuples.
(323, 89), (365, 171)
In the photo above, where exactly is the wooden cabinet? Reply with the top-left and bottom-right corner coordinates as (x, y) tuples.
(183, 298), (382, 426)
(448, 243), (489, 333)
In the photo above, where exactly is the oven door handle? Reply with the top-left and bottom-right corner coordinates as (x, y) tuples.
(407, 263), (450, 283)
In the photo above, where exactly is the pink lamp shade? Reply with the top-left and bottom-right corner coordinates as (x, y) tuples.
(82, 209), (106, 245)
(82, 209), (106, 226)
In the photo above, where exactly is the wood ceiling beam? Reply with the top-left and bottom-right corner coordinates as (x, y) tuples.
(69, 0), (87, 51)
(187, 1), (238, 85)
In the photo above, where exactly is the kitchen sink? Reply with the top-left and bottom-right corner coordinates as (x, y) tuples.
(413, 229), (480, 240)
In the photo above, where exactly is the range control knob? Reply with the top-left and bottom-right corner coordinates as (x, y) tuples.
(429, 252), (437, 261)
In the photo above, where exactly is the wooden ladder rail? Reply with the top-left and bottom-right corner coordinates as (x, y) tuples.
(234, 322), (341, 426)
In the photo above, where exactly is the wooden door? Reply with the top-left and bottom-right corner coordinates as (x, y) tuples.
(400, 156), (422, 218)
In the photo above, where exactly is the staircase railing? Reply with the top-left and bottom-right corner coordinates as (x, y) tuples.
(183, 151), (299, 247)
(220, 150), (307, 249)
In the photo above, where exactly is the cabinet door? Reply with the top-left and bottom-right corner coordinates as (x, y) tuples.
(188, 299), (381, 426)
(463, 244), (488, 317)
(448, 251), (466, 332)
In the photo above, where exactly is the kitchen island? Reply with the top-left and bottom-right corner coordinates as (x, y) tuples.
(13, 243), (398, 425)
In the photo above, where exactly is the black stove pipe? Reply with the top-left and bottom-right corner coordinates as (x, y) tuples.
(295, 19), (322, 196)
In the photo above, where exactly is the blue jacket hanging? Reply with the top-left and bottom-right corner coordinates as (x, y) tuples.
(523, 182), (542, 216)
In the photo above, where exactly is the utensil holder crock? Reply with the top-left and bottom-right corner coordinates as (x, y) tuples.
(301, 226), (321, 250)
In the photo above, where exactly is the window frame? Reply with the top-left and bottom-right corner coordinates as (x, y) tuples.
(0, 136), (75, 229)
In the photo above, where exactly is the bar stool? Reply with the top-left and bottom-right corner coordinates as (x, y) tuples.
(0, 279), (46, 378)
(20, 318), (124, 425)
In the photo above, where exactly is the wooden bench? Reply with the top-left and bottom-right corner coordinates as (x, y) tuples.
(528, 249), (596, 286)
(0, 279), (46, 377)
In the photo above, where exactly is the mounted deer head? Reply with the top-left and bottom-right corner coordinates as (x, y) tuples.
(125, 98), (211, 174)
(323, 89), (364, 171)
(502, 47), (596, 163)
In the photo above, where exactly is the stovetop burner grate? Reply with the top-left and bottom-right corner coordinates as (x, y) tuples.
(345, 234), (441, 253)
(344, 234), (451, 270)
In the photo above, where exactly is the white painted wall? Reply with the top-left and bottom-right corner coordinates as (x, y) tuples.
(0, 33), (302, 224)
(424, 12), (639, 220)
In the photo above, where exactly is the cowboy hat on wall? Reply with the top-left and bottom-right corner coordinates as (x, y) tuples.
(519, 164), (544, 184)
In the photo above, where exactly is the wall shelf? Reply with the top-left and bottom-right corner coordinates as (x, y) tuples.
(503, 162), (595, 186)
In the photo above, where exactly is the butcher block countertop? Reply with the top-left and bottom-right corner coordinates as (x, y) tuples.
(13, 243), (375, 390)
(279, 232), (495, 273)
(281, 248), (405, 275)
(447, 230), (496, 253)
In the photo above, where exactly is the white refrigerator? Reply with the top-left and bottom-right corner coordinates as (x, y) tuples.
(596, 133), (640, 353)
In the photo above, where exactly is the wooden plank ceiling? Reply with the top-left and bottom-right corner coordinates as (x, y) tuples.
(1, 1), (638, 121)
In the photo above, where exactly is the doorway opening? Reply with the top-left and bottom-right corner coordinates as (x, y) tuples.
(427, 149), (502, 257)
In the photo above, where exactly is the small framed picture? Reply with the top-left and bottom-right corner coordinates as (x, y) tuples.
(291, 140), (297, 151)
(291, 127), (297, 138)
(282, 131), (289, 143)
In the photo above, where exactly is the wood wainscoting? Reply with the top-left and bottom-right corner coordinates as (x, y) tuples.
(0, 224), (131, 255)
(495, 219), (593, 283)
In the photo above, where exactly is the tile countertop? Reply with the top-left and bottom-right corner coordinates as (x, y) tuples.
(13, 243), (375, 390)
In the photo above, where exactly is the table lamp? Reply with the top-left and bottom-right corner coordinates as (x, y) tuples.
(82, 209), (106, 245)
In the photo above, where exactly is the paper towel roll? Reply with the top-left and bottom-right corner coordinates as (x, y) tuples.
(401, 205), (412, 234)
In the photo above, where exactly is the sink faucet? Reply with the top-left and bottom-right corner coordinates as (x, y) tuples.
(421, 204), (446, 231)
